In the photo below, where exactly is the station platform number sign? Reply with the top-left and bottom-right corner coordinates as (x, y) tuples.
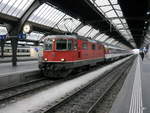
(0, 35), (6, 40)
(18, 33), (26, 39)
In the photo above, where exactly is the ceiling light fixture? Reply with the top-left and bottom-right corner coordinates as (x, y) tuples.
(145, 21), (148, 24)
(146, 11), (150, 15)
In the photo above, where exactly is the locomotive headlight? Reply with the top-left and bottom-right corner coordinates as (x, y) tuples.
(44, 58), (48, 61)
(61, 58), (65, 62)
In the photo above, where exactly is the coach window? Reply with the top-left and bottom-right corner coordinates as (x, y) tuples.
(27, 50), (29, 53)
(56, 39), (67, 50)
(92, 44), (96, 50)
(44, 39), (53, 50)
(8, 49), (11, 53)
(82, 43), (88, 49)
(22, 49), (24, 52)
(5, 49), (9, 53)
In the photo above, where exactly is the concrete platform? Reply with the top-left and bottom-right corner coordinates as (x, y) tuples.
(110, 53), (150, 113)
(109, 55), (138, 113)
(141, 55), (150, 113)
(0, 57), (38, 63)
(0, 61), (40, 90)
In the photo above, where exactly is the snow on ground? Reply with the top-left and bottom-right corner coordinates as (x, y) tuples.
(0, 56), (132, 113)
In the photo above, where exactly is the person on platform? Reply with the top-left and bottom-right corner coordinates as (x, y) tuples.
(140, 51), (144, 61)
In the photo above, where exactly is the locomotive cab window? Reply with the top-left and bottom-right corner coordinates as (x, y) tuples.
(44, 39), (53, 50)
(56, 39), (67, 50)
(56, 39), (73, 50)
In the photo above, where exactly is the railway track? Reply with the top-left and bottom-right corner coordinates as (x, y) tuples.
(0, 63), (107, 104)
(0, 78), (55, 108)
(44, 56), (135, 113)
(0, 59), (110, 108)
(0, 56), (134, 112)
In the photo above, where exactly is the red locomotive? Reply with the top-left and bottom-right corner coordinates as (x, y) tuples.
(39, 35), (129, 78)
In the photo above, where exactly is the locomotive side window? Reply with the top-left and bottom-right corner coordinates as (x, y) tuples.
(56, 39), (67, 50)
(82, 43), (88, 49)
(68, 40), (73, 50)
(98, 45), (103, 50)
(44, 39), (53, 50)
(98, 45), (101, 50)
(92, 44), (96, 50)
(74, 40), (78, 49)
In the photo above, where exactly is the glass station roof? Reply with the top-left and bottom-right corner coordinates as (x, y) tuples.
(89, 0), (133, 41)
(26, 32), (44, 41)
(95, 33), (108, 41)
(84, 28), (99, 38)
(29, 3), (81, 32)
(105, 38), (115, 44)
(0, 1), (131, 49)
(114, 41), (119, 45)
(0, 0), (34, 18)
(77, 25), (92, 36)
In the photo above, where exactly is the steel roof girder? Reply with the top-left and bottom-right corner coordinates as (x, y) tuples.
(93, 32), (101, 39)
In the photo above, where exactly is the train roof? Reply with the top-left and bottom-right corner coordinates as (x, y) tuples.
(44, 35), (102, 44)
(45, 35), (77, 40)
(44, 35), (129, 50)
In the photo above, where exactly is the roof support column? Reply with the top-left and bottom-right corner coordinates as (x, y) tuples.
(10, 0), (41, 66)
(0, 39), (5, 58)
(11, 37), (18, 66)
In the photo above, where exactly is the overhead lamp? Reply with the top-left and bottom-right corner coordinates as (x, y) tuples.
(146, 11), (150, 15)
(144, 26), (146, 29)
(23, 24), (31, 33)
(145, 21), (148, 24)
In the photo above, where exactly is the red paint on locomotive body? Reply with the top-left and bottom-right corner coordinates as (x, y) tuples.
(39, 35), (129, 78)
